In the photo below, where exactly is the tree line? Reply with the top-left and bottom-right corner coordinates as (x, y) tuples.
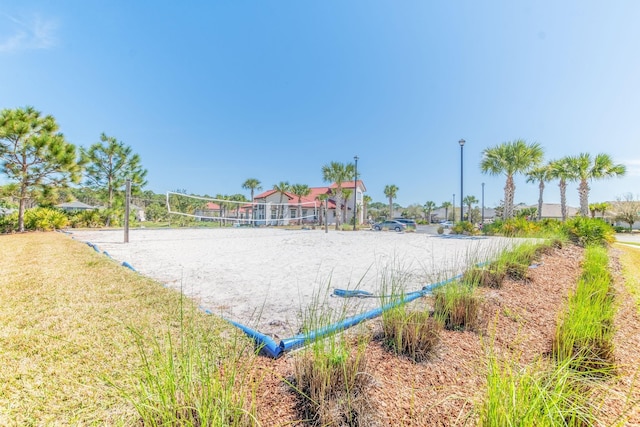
(0, 106), (630, 231)
(0, 106), (147, 231)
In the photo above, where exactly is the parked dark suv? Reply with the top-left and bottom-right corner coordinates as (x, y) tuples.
(393, 218), (417, 229)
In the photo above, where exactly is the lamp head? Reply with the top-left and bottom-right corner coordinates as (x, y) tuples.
(459, 139), (466, 147)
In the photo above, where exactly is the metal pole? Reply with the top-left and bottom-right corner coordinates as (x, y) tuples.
(353, 155), (358, 231)
(124, 179), (131, 243)
(481, 182), (485, 224)
(459, 139), (465, 222)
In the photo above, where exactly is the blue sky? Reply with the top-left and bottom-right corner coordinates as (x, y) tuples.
(1, 1), (639, 209)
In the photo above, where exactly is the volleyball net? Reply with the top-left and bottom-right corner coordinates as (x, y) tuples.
(166, 191), (320, 225)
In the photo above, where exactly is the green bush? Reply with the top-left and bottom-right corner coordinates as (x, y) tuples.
(0, 212), (18, 233)
(613, 225), (626, 233)
(24, 207), (69, 231)
(562, 217), (615, 247)
(69, 209), (104, 228)
(451, 220), (476, 235)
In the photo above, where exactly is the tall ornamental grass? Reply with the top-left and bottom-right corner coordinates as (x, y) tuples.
(432, 281), (479, 331)
(381, 305), (442, 361)
(292, 279), (375, 426)
(554, 245), (616, 372)
(479, 353), (601, 426)
(293, 334), (373, 426)
(121, 308), (259, 426)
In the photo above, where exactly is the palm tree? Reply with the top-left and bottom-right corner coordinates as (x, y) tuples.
(423, 201), (436, 223)
(481, 139), (544, 219)
(567, 153), (626, 217)
(597, 201), (611, 220)
(549, 157), (576, 221)
(272, 181), (290, 225)
(526, 163), (552, 221)
(342, 188), (352, 226)
(362, 194), (372, 224)
(463, 195), (478, 221)
(290, 183), (311, 225)
(316, 193), (328, 226)
(242, 178), (262, 225)
(384, 185), (399, 219)
(321, 161), (355, 230)
(441, 201), (452, 222)
(215, 194), (231, 226)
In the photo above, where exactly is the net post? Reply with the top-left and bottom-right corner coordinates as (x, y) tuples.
(124, 179), (131, 243)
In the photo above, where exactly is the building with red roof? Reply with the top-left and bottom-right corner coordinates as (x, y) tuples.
(251, 180), (366, 226)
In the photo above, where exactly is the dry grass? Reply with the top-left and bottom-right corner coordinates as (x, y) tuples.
(0, 232), (242, 425)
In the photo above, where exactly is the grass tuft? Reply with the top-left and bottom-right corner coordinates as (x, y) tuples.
(432, 282), (480, 331)
(381, 306), (442, 362)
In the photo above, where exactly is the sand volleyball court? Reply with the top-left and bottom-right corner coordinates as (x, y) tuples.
(70, 228), (523, 337)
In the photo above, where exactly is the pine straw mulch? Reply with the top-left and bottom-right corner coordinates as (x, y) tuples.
(246, 244), (640, 426)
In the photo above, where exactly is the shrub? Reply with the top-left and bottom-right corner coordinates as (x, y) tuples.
(0, 212), (18, 233)
(562, 217), (615, 247)
(451, 220), (476, 235)
(481, 220), (502, 236)
(69, 209), (104, 228)
(499, 217), (542, 237)
(24, 207), (69, 231)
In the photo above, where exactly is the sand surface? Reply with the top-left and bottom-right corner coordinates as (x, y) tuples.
(69, 228), (524, 337)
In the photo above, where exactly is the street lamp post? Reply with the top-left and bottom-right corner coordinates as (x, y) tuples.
(353, 155), (359, 231)
(459, 139), (465, 222)
(481, 182), (485, 224)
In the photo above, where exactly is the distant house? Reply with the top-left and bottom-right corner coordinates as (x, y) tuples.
(56, 200), (146, 221)
(0, 207), (15, 216)
(195, 201), (250, 223)
(56, 201), (97, 212)
(431, 206), (497, 223)
(520, 203), (579, 220)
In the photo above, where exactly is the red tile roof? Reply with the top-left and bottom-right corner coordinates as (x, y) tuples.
(250, 182), (363, 210)
(330, 180), (366, 192)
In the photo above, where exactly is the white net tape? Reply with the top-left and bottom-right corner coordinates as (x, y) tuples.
(166, 191), (320, 225)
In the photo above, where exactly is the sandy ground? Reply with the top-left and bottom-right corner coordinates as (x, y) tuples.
(69, 227), (526, 337)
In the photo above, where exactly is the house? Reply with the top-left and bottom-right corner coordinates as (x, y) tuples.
(195, 201), (250, 223)
(0, 207), (15, 216)
(252, 180), (367, 226)
(431, 206), (497, 223)
(520, 203), (579, 220)
(57, 200), (147, 222)
(56, 201), (97, 212)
